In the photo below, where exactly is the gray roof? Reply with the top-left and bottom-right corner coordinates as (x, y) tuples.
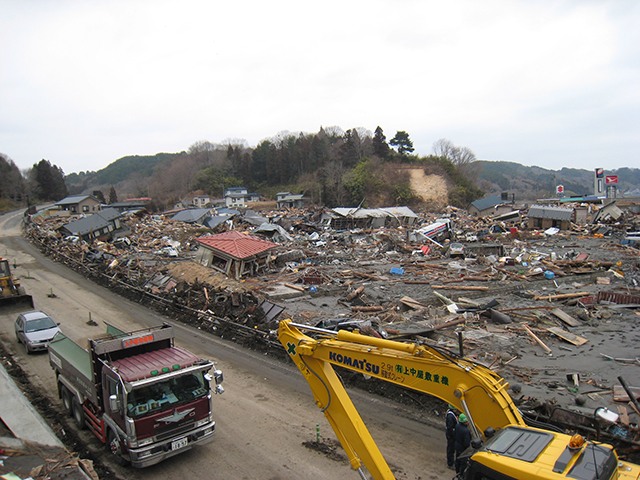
(61, 208), (122, 236)
(171, 208), (211, 223)
(203, 216), (228, 229)
(470, 195), (502, 211)
(528, 205), (573, 221)
(56, 195), (96, 205)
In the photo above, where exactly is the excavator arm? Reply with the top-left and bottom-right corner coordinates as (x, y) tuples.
(278, 319), (525, 480)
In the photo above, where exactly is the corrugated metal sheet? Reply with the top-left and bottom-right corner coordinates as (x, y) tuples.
(111, 346), (200, 382)
(528, 205), (573, 221)
(196, 231), (277, 259)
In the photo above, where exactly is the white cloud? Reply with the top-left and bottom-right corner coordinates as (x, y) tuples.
(1, 0), (638, 173)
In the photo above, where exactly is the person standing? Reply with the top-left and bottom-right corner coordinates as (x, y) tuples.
(445, 404), (458, 470)
(454, 413), (472, 473)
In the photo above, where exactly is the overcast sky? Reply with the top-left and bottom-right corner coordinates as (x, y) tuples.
(1, 0), (639, 175)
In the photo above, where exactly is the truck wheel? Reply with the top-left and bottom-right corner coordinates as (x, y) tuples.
(60, 386), (73, 416)
(71, 397), (86, 430)
(107, 430), (129, 466)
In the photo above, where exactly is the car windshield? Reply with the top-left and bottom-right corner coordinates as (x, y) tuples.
(126, 371), (208, 418)
(25, 316), (57, 332)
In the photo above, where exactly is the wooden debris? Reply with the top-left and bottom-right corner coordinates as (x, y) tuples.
(549, 308), (582, 327)
(545, 326), (588, 346)
(613, 385), (640, 403)
(522, 323), (553, 355)
(533, 292), (590, 301)
(351, 306), (384, 312)
(431, 285), (489, 291)
(399, 296), (428, 310)
(283, 283), (305, 292)
(346, 286), (365, 300)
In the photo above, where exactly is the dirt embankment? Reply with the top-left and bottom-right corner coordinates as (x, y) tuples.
(405, 168), (449, 205)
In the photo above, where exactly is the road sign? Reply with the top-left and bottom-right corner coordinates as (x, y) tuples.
(605, 175), (618, 184)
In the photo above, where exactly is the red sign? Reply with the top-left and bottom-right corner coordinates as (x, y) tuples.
(605, 175), (618, 184)
(123, 334), (154, 348)
(556, 185), (564, 194)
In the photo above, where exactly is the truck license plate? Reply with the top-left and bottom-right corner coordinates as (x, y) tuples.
(171, 437), (188, 451)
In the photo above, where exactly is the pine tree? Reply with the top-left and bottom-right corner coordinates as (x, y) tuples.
(372, 126), (390, 160)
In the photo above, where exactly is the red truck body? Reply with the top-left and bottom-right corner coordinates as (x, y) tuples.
(49, 323), (223, 467)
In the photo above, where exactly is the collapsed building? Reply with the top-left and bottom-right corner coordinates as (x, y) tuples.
(23, 198), (640, 458)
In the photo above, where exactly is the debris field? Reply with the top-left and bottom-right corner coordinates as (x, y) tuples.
(22, 202), (640, 458)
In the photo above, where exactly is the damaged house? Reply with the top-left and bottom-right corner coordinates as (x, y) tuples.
(194, 231), (278, 279)
(527, 205), (574, 230)
(58, 207), (124, 242)
(323, 207), (418, 230)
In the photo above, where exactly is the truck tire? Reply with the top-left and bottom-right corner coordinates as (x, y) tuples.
(107, 430), (129, 466)
(60, 386), (73, 416)
(71, 397), (86, 430)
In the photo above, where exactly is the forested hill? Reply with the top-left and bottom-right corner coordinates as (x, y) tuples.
(65, 152), (184, 193)
(476, 161), (640, 200)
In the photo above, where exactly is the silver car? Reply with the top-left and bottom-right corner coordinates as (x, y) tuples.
(15, 311), (61, 354)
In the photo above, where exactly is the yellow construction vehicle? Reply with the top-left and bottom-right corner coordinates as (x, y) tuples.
(0, 257), (34, 310)
(278, 319), (640, 480)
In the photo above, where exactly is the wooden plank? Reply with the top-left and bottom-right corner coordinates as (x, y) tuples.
(399, 296), (428, 309)
(545, 326), (588, 346)
(522, 324), (553, 355)
(617, 405), (630, 426)
(550, 308), (582, 327)
(613, 385), (640, 402)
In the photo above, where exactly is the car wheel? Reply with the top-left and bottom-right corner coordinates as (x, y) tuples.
(107, 430), (129, 466)
(71, 397), (86, 430)
(60, 385), (73, 416)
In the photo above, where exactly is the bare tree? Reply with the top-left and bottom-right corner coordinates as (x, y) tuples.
(432, 138), (477, 177)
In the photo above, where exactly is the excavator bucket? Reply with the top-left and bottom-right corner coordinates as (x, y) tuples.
(0, 259), (34, 312)
(0, 293), (34, 311)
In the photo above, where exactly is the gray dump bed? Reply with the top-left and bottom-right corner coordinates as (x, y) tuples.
(49, 333), (98, 405)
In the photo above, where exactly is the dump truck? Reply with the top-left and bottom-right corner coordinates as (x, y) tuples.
(279, 319), (640, 480)
(49, 323), (224, 468)
(0, 257), (34, 310)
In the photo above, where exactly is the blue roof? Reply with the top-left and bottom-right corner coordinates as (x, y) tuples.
(470, 195), (502, 211)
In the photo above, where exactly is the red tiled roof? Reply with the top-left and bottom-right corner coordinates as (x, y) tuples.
(196, 231), (277, 259)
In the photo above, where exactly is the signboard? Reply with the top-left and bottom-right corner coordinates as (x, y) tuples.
(595, 168), (604, 178)
(556, 185), (564, 194)
(605, 175), (618, 184)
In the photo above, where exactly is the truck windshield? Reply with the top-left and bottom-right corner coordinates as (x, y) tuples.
(126, 371), (208, 418)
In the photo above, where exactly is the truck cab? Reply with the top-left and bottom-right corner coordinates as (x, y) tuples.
(49, 323), (224, 467)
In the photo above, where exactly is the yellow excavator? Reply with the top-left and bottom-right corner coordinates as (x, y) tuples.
(278, 319), (640, 480)
(0, 257), (34, 310)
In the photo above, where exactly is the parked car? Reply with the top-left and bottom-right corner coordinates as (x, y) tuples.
(15, 311), (61, 354)
(448, 242), (465, 258)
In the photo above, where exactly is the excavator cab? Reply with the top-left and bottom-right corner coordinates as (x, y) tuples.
(0, 258), (34, 311)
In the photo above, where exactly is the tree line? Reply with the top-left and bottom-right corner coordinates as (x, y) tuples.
(2, 127), (483, 213)
(0, 155), (68, 210)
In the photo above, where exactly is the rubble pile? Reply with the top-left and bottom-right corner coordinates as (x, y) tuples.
(23, 202), (640, 457)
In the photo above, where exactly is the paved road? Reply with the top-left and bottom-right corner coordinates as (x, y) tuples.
(0, 209), (450, 480)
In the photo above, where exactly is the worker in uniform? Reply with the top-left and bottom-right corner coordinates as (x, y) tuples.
(445, 404), (459, 470)
(454, 413), (472, 473)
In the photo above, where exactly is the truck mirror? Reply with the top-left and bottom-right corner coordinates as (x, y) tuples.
(213, 370), (224, 384)
(109, 394), (121, 413)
